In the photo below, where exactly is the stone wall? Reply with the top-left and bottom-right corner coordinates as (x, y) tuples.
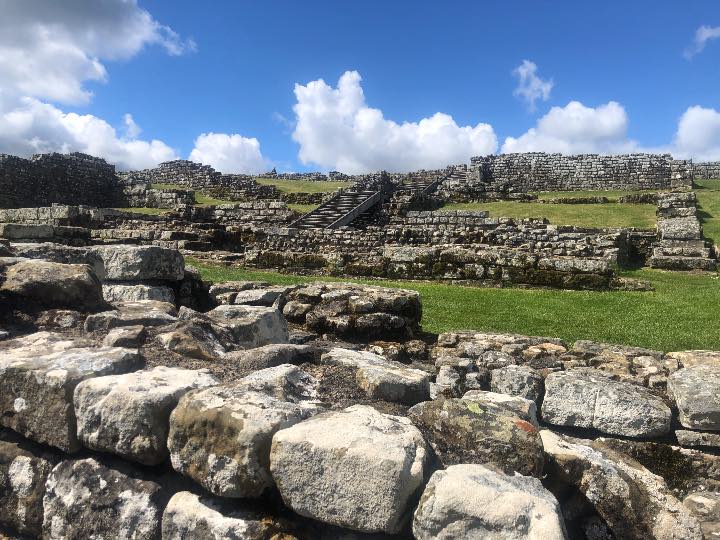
(121, 160), (280, 200)
(437, 153), (693, 200)
(245, 210), (643, 289)
(694, 162), (720, 180)
(0, 153), (125, 209)
(121, 185), (195, 208)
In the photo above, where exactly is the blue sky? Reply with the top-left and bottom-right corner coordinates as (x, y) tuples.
(1, 1), (719, 172)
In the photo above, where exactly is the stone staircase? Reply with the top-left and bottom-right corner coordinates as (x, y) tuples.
(291, 171), (447, 230)
(649, 191), (717, 271)
(291, 189), (382, 230)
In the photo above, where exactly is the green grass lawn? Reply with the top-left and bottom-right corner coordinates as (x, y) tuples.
(194, 192), (233, 206)
(149, 183), (233, 206)
(287, 203), (318, 214)
(150, 183), (185, 190)
(188, 259), (720, 351)
(534, 188), (661, 201)
(113, 207), (169, 215)
(440, 201), (657, 229)
(255, 178), (351, 194)
(695, 179), (720, 244)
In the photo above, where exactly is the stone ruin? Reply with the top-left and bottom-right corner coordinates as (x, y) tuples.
(1, 238), (720, 538)
(0, 150), (717, 294)
(0, 149), (719, 537)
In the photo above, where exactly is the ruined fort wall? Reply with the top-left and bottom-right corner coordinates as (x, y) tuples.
(121, 160), (280, 199)
(694, 162), (720, 180)
(437, 153), (693, 200)
(0, 153), (125, 209)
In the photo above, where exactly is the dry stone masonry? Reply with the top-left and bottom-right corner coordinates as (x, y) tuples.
(1, 241), (720, 538)
(438, 153), (693, 201)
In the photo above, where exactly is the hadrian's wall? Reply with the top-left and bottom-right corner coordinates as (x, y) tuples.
(0, 153), (126, 209)
(437, 153), (694, 200)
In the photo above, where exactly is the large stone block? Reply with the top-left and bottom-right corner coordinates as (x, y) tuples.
(93, 245), (185, 281)
(102, 283), (175, 303)
(74, 367), (218, 465)
(42, 458), (165, 540)
(413, 464), (566, 540)
(84, 300), (178, 332)
(321, 348), (430, 405)
(1, 260), (103, 310)
(0, 333), (142, 452)
(269, 404), (430, 534)
(0, 432), (59, 537)
(408, 397), (543, 477)
(541, 369), (671, 437)
(162, 491), (285, 540)
(541, 430), (702, 540)
(168, 384), (319, 498)
(668, 365), (720, 431)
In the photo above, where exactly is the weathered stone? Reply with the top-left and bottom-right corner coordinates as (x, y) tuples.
(102, 325), (147, 348)
(462, 390), (539, 427)
(270, 405), (430, 534)
(162, 491), (282, 540)
(34, 309), (85, 330)
(93, 245), (185, 281)
(0, 334), (142, 452)
(223, 343), (317, 371)
(102, 283), (175, 303)
(668, 365), (720, 431)
(235, 364), (320, 403)
(156, 320), (227, 360)
(233, 286), (293, 306)
(74, 367), (218, 465)
(168, 385), (319, 498)
(541, 369), (671, 437)
(683, 491), (720, 540)
(665, 350), (720, 369)
(408, 397), (544, 477)
(0, 433), (59, 537)
(490, 365), (544, 403)
(676, 430), (720, 449)
(413, 464), (566, 540)
(188, 304), (289, 349)
(84, 300), (177, 332)
(1, 260), (103, 310)
(540, 430), (702, 540)
(284, 282), (421, 339)
(321, 348), (430, 405)
(208, 280), (270, 304)
(42, 457), (164, 540)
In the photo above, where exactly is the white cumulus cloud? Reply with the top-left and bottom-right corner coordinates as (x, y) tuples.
(670, 106), (720, 161)
(0, 97), (177, 170)
(291, 70), (498, 173)
(513, 60), (553, 112)
(0, 0), (196, 105)
(685, 25), (720, 59)
(0, 0), (194, 171)
(502, 101), (637, 154)
(189, 133), (269, 174)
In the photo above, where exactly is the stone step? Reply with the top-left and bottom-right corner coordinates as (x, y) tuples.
(653, 244), (712, 258)
(649, 255), (717, 271)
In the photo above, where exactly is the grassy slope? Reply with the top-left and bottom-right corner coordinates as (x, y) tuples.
(255, 178), (351, 193)
(535, 188), (661, 201)
(114, 207), (169, 215)
(286, 203), (318, 214)
(695, 179), (720, 244)
(188, 260), (720, 351)
(441, 201), (657, 229)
